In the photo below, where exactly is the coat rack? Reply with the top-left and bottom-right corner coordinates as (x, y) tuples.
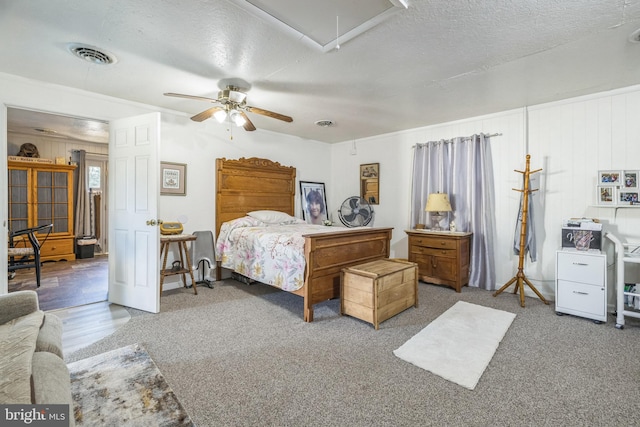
(493, 154), (549, 307)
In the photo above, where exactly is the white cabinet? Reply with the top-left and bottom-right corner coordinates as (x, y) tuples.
(555, 250), (607, 323)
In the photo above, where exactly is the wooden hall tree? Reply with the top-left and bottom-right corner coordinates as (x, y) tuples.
(493, 155), (549, 307)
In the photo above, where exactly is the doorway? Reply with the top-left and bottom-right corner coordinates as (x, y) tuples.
(6, 107), (110, 310)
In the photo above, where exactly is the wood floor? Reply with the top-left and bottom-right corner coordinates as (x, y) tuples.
(8, 254), (108, 311)
(50, 301), (130, 356)
(8, 255), (132, 356)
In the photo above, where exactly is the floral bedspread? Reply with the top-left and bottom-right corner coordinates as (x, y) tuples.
(215, 217), (339, 292)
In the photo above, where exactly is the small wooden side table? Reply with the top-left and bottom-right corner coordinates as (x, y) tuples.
(160, 234), (197, 295)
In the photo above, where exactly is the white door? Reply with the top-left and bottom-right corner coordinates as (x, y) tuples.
(108, 113), (160, 313)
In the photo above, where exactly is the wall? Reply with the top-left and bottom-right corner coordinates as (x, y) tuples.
(3, 71), (640, 303)
(331, 85), (640, 304)
(7, 133), (109, 159)
(0, 72), (330, 293)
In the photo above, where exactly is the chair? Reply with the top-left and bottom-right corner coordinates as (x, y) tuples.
(191, 230), (215, 288)
(8, 224), (53, 288)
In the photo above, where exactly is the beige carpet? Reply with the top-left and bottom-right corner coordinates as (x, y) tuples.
(68, 343), (193, 426)
(394, 301), (516, 390)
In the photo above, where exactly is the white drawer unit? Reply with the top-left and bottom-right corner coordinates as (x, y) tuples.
(555, 250), (607, 323)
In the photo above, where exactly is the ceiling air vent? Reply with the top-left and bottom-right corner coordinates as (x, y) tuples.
(68, 43), (117, 65)
(315, 120), (334, 127)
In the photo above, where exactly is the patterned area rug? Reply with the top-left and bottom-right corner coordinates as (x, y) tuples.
(68, 344), (194, 426)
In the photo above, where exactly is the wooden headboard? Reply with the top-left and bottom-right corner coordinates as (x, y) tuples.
(215, 157), (296, 237)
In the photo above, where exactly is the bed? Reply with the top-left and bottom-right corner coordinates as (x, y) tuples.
(214, 157), (393, 322)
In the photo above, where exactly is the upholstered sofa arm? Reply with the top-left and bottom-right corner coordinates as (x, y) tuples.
(0, 290), (39, 325)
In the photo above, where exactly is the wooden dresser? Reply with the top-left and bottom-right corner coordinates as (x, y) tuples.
(405, 230), (472, 293)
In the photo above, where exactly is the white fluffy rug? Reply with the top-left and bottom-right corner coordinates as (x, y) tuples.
(393, 301), (516, 390)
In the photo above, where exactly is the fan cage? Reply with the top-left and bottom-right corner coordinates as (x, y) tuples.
(338, 196), (374, 227)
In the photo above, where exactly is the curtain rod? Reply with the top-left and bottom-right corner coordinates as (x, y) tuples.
(412, 132), (502, 148)
(71, 149), (107, 156)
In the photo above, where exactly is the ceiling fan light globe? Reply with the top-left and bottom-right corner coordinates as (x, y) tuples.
(229, 91), (247, 104)
(213, 110), (227, 123)
(229, 109), (246, 127)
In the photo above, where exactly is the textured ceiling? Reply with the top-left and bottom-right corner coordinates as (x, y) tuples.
(2, 0), (640, 144)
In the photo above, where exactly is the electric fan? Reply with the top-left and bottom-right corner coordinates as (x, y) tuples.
(338, 196), (374, 227)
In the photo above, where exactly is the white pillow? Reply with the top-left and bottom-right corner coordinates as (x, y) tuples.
(247, 210), (297, 224)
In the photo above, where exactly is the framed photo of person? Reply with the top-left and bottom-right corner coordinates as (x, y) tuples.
(160, 162), (187, 195)
(597, 185), (615, 205)
(623, 170), (639, 190)
(619, 191), (639, 205)
(598, 170), (621, 186)
(300, 181), (327, 225)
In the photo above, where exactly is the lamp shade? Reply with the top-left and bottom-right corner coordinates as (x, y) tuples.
(425, 193), (452, 212)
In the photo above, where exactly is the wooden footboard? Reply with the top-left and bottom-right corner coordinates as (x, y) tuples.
(294, 227), (393, 322)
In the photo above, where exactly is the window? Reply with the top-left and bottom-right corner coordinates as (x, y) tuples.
(88, 165), (101, 189)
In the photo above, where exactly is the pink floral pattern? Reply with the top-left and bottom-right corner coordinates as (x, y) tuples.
(215, 217), (336, 291)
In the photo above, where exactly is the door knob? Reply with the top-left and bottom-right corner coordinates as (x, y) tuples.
(146, 219), (157, 226)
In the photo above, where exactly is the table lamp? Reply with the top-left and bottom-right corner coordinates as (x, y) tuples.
(425, 193), (452, 231)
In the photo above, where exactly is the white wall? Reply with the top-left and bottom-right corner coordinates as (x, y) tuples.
(0, 72), (330, 292)
(331, 85), (640, 304)
(3, 71), (640, 303)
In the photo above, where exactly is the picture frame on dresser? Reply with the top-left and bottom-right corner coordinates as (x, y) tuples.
(597, 185), (616, 205)
(598, 170), (622, 186)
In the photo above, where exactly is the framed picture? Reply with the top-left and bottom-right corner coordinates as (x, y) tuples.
(360, 163), (380, 205)
(598, 170), (622, 186)
(597, 186), (615, 205)
(623, 170), (639, 189)
(360, 163), (379, 179)
(160, 162), (186, 196)
(619, 191), (639, 205)
(300, 181), (327, 225)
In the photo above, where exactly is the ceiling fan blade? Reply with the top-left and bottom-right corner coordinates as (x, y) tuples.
(191, 107), (223, 122)
(164, 92), (218, 102)
(245, 106), (293, 123)
(164, 92), (219, 103)
(240, 112), (256, 131)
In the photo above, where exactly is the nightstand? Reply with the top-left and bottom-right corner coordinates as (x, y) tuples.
(405, 230), (472, 292)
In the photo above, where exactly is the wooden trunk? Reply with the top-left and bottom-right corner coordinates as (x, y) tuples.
(341, 258), (418, 329)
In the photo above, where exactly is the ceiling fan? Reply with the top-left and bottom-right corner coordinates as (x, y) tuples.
(164, 86), (292, 132)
